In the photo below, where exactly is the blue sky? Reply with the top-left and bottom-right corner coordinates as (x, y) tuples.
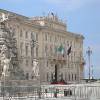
(0, 0), (100, 78)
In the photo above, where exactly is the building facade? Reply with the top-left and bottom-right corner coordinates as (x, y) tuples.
(0, 9), (84, 84)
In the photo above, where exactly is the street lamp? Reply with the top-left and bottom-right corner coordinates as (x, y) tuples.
(91, 65), (94, 79)
(86, 47), (92, 80)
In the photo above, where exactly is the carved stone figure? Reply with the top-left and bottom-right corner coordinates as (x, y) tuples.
(0, 13), (8, 22)
(32, 60), (39, 77)
(0, 45), (11, 77)
(0, 15), (25, 80)
(1, 56), (11, 77)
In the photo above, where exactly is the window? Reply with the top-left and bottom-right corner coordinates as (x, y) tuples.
(45, 89), (47, 93)
(47, 61), (48, 67)
(75, 74), (77, 80)
(51, 73), (53, 82)
(9, 26), (12, 30)
(26, 60), (29, 66)
(25, 45), (28, 56)
(45, 45), (47, 56)
(50, 45), (52, 55)
(20, 29), (23, 37)
(45, 34), (47, 41)
(55, 36), (57, 42)
(31, 32), (34, 39)
(20, 42), (23, 54)
(12, 28), (15, 36)
(74, 42), (75, 48)
(67, 41), (69, 47)
(61, 73), (63, 80)
(50, 35), (52, 42)
(25, 31), (28, 38)
(74, 52), (75, 61)
(31, 47), (33, 57)
(31, 75), (34, 79)
(71, 52), (73, 61)
(36, 47), (38, 57)
(65, 73), (67, 81)
(26, 73), (29, 80)
(47, 73), (49, 81)
(36, 33), (38, 41)
(68, 74), (70, 81)
(72, 74), (73, 81)
(55, 46), (57, 55)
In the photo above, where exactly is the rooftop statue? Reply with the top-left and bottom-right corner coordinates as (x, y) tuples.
(0, 13), (8, 22)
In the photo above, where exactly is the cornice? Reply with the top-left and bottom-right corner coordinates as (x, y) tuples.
(0, 9), (84, 40)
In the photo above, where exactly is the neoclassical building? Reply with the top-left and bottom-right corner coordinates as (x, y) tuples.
(0, 9), (84, 84)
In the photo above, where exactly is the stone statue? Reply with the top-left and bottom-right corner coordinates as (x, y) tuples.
(32, 60), (39, 77)
(1, 55), (11, 77)
(0, 13), (8, 22)
(0, 45), (11, 77)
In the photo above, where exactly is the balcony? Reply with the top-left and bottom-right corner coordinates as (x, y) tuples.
(48, 54), (67, 63)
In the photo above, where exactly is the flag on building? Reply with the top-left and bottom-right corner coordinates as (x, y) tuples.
(51, 12), (54, 16)
(67, 46), (71, 55)
(56, 45), (65, 57)
(58, 45), (64, 53)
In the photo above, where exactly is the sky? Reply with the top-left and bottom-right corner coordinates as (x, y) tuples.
(0, 0), (100, 79)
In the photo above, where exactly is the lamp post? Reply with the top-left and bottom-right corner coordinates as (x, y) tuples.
(91, 65), (94, 79)
(86, 47), (92, 80)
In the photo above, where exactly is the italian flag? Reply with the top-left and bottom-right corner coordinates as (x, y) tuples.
(56, 45), (65, 57)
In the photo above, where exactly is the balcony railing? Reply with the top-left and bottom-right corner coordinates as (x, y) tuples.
(0, 83), (100, 100)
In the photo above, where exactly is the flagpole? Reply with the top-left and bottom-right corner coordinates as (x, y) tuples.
(91, 65), (93, 79)
(68, 54), (70, 82)
(67, 46), (71, 82)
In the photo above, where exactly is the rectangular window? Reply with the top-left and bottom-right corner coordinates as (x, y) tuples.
(55, 36), (57, 42)
(72, 74), (73, 81)
(31, 32), (34, 40)
(36, 47), (38, 57)
(20, 42), (23, 54)
(31, 47), (33, 57)
(69, 74), (70, 81)
(20, 29), (23, 37)
(67, 41), (69, 47)
(75, 74), (77, 80)
(26, 73), (29, 80)
(36, 33), (38, 41)
(26, 60), (28, 66)
(47, 73), (49, 81)
(51, 73), (53, 81)
(45, 45), (47, 56)
(50, 35), (52, 42)
(25, 31), (28, 38)
(25, 45), (28, 56)
(47, 61), (48, 67)
(45, 34), (47, 41)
